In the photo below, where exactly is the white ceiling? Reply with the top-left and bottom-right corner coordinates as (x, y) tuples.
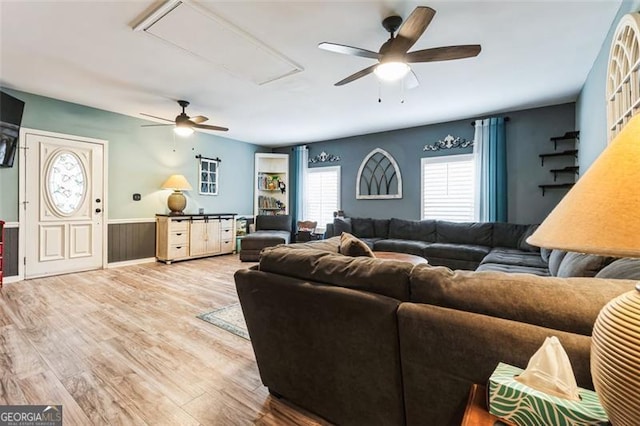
(0, 1), (621, 146)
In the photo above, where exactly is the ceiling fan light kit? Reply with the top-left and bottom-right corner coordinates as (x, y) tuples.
(174, 125), (194, 137)
(141, 100), (229, 135)
(374, 62), (410, 81)
(319, 6), (481, 88)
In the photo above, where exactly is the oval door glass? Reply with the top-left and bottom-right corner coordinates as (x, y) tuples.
(47, 151), (86, 215)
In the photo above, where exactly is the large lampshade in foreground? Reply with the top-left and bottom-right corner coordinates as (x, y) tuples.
(161, 174), (193, 215)
(527, 114), (640, 426)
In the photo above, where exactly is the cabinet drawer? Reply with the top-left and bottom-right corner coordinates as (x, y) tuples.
(170, 220), (189, 232)
(169, 244), (189, 259)
(220, 228), (233, 239)
(170, 231), (188, 244)
(221, 240), (234, 253)
(220, 218), (233, 229)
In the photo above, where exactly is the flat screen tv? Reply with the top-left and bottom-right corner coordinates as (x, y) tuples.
(0, 91), (25, 168)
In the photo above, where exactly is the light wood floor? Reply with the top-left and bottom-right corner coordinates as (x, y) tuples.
(0, 255), (327, 425)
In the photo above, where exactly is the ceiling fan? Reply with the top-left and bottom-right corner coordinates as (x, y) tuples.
(318, 6), (481, 87)
(141, 100), (228, 136)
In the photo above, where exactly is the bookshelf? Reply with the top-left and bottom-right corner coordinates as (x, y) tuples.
(254, 153), (289, 216)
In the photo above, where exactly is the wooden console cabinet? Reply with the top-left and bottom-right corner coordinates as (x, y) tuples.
(156, 214), (236, 263)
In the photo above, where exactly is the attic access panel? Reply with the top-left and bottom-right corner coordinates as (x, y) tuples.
(137, 1), (303, 85)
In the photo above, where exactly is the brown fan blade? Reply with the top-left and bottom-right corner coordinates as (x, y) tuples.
(141, 124), (173, 127)
(406, 45), (482, 63)
(190, 115), (208, 124)
(193, 123), (229, 132)
(140, 112), (174, 122)
(318, 42), (380, 59)
(335, 64), (378, 86)
(405, 69), (419, 89)
(391, 7), (435, 54)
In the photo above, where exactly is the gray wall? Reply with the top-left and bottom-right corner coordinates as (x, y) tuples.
(278, 103), (575, 225)
(0, 88), (266, 222)
(576, 1), (640, 171)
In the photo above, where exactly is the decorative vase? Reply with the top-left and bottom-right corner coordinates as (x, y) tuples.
(167, 190), (186, 214)
(591, 284), (640, 426)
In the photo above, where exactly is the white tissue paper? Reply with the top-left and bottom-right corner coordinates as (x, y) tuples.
(515, 336), (580, 401)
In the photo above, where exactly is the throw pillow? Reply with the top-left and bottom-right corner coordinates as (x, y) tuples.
(540, 247), (552, 263)
(556, 252), (615, 278)
(339, 232), (375, 258)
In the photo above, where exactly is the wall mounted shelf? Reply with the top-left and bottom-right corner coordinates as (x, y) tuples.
(549, 166), (579, 181)
(539, 149), (578, 166)
(539, 131), (579, 196)
(538, 183), (575, 196)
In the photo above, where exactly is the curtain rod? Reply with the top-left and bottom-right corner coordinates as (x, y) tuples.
(195, 154), (221, 162)
(470, 116), (510, 126)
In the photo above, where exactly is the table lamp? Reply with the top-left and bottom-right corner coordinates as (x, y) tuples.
(527, 114), (640, 426)
(161, 174), (193, 215)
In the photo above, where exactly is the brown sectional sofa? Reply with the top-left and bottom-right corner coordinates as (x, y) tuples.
(326, 217), (640, 279)
(234, 239), (638, 425)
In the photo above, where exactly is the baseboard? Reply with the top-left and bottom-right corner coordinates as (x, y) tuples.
(2, 275), (23, 284)
(107, 257), (157, 268)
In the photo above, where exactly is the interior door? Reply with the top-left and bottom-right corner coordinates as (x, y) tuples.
(24, 132), (105, 278)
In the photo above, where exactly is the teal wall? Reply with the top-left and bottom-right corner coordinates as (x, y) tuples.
(0, 89), (265, 222)
(576, 0), (640, 171)
(277, 103), (576, 225)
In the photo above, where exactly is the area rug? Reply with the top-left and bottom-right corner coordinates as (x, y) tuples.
(197, 303), (250, 340)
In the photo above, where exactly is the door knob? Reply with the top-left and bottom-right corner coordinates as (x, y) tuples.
(95, 208), (102, 213)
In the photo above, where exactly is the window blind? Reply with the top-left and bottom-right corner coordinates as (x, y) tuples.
(304, 166), (340, 230)
(421, 155), (475, 222)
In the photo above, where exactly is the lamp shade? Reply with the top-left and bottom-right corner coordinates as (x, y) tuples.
(161, 174), (193, 191)
(526, 115), (640, 426)
(526, 114), (640, 257)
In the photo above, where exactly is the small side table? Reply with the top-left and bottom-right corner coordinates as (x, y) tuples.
(461, 384), (513, 426)
(235, 236), (245, 254)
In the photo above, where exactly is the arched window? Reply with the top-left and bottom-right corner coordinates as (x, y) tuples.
(356, 148), (402, 199)
(607, 13), (640, 141)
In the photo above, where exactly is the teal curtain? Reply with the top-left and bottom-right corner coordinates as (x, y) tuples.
(290, 146), (308, 225)
(474, 118), (507, 222)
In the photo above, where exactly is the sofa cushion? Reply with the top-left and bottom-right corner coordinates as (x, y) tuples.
(482, 248), (548, 269)
(241, 231), (291, 250)
(518, 225), (540, 252)
(556, 252), (614, 278)
(492, 222), (529, 249)
(388, 218), (436, 242)
(259, 246), (412, 300)
(351, 218), (375, 238)
(596, 258), (640, 280)
(409, 264), (637, 336)
(548, 250), (568, 276)
(256, 215), (292, 232)
(423, 243), (491, 262)
(476, 262), (550, 276)
(373, 239), (431, 257)
(360, 238), (382, 250)
(436, 221), (492, 246)
(333, 217), (352, 235)
(339, 233), (375, 258)
(373, 219), (390, 239)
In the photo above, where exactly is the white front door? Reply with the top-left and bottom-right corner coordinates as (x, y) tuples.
(24, 131), (106, 279)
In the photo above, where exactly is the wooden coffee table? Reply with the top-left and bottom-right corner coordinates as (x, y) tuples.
(373, 251), (428, 265)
